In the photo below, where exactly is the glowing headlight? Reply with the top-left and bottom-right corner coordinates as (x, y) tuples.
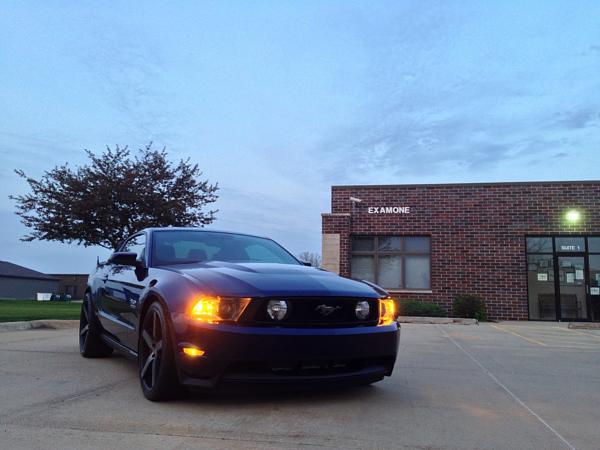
(355, 300), (370, 319)
(266, 299), (288, 321)
(190, 296), (251, 323)
(379, 298), (396, 325)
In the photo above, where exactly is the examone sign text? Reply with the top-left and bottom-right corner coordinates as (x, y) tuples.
(367, 206), (411, 214)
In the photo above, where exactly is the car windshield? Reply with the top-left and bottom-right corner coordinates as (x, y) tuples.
(151, 230), (300, 266)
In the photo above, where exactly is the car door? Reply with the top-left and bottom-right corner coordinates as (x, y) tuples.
(101, 233), (148, 350)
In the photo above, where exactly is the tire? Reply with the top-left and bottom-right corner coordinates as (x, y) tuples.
(79, 293), (113, 357)
(138, 301), (184, 401)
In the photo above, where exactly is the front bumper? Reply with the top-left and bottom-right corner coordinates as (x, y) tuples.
(171, 315), (400, 388)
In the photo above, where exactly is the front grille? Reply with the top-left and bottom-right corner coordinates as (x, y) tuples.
(243, 297), (379, 327)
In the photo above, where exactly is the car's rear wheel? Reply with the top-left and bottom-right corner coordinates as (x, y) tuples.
(138, 301), (183, 401)
(79, 293), (113, 357)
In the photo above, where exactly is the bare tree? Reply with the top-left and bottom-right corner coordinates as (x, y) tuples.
(298, 251), (322, 268)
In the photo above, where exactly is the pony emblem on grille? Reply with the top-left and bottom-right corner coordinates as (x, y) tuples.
(315, 304), (342, 317)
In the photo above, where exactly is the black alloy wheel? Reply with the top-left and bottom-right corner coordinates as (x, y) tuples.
(138, 302), (183, 401)
(79, 293), (113, 357)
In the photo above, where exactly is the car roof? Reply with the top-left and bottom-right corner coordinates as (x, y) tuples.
(141, 227), (271, 240)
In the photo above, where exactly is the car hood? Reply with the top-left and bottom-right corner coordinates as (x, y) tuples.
(163, 261), (383, 298)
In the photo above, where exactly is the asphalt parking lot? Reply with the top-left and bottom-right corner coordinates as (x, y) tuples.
(1, 322), (599, 450)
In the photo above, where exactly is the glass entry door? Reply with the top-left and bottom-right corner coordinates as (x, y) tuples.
(557, 256), (588, 320)
(527, 253), (556, 320)
(526, 236), (600, 321)
(588, 254), (600, 321)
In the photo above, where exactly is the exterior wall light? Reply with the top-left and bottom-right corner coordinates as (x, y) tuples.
(565, 209), (581, 224)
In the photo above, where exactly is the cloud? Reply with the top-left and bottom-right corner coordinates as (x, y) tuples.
(0, 131), (82, 195)
(550, 108), (600, 130)
(74, 20), (178, 143)
(317, 99), (600, 184)
(0, 131), (81, 159)
(211, 186), (324, 254)
(310, 4), (600, 185)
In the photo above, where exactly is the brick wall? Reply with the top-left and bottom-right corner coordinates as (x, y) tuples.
(49, 274), (88, 300)
(322, 181), (600, 320)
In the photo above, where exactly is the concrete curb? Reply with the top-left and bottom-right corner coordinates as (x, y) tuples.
(569, 323), (600, 330)
(0, 319), (79, 332)
(398, 316), (478, 325)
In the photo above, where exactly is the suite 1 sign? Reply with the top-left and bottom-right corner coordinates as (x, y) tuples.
(367, 206), (411, 214)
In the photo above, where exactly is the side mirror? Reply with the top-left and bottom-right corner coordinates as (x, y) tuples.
(300, 260), (312, 267)
(108, 252), (138, 266)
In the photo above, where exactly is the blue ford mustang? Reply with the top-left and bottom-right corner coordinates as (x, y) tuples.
(80, 228), (399, 401)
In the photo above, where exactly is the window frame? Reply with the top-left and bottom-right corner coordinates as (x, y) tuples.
(350, 235), (431, 291)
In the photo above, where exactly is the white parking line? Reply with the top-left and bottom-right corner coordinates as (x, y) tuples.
(439, 326), (577, 450)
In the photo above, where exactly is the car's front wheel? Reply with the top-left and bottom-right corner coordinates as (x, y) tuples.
(138, 301), (184, 401)
(79, 293), (113, 357)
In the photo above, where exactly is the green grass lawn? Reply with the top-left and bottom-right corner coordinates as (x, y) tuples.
(0, 300), (82, 322)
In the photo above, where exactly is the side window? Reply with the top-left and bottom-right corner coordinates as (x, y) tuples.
(122, 234), (146, 261)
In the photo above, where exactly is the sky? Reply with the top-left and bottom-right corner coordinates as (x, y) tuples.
(1, 1), (600, 274)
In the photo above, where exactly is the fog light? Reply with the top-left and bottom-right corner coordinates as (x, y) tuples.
(182, 346), (205, 357)
(355, 300), (370, 319)
(267, 300), (288, 320)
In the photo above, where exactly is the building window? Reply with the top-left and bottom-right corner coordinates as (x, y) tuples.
(350, 236), (430, 290)
(555, 237), (585, 252)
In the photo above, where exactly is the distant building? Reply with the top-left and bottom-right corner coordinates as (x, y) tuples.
(49, 274), (89, 300)
(0, 261), (59, 300)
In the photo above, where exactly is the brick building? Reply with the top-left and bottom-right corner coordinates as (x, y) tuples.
(49, 274), (89, 300)
(321, 181), (600, 321)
